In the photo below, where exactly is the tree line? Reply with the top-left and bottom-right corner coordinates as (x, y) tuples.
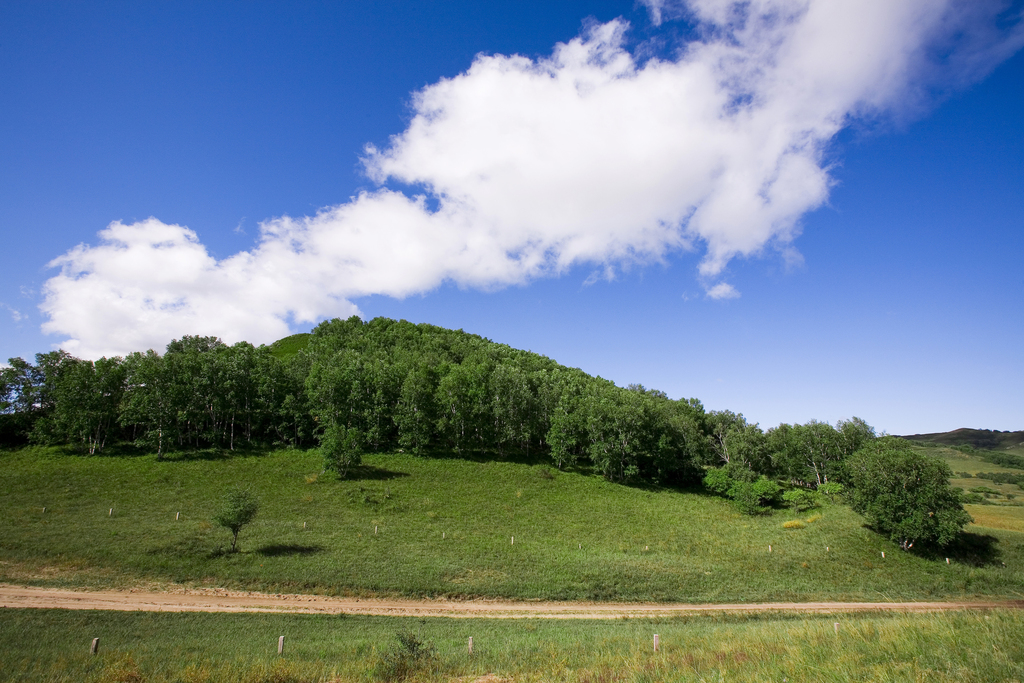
(0, 316), (871, 483)
(1, 316), (972, 548)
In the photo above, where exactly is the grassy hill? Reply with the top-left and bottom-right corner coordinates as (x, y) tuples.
(1, 445), (1021, 602)
(267, 332), (311, 359)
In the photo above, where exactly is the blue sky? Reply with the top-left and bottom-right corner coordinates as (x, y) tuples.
(1, 0), (1022, 435)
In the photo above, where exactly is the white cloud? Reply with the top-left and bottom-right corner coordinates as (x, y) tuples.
(705, 282), (740, 300)
(1, 303), (24, 322)
(639, 0), (667, 26)
(40, 0), (1024, 358)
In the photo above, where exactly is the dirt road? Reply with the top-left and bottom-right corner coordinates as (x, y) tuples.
(2, 584), (1020, 618)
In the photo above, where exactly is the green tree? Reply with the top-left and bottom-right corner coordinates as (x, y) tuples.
(38, 355), (126, 453)
(489, 361), (536, 455)
(769, 419), (857, 487)
(214, 487), (260, 552)
(586, 384), (658, 483)
(704, 411), (769, 471)
(434, 361), (489, 452)
(845, 437), (972, 549)
(545, 370), (591, 470)
(320, 422), (363, 478)
(0, 356), (46, 445)
(120, 350), (177, 459)
(394, 362), (437, 455)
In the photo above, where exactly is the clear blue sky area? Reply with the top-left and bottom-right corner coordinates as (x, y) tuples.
(1, 0), (1021, 435)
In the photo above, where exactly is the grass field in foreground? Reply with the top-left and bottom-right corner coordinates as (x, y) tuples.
(2, 608), (1023, 682)
(1, 446), (1023, 602)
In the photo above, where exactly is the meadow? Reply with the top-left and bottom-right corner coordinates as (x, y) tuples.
(1, 445), (1022, 602)
(2, 607), (1022, 682)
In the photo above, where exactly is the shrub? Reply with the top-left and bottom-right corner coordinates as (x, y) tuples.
(783, 488), (820, 512)
(730, 476), (782, 515)
(817, 481), (844, 502)
(702, 465), (734, 495)
(703, 464), (780, 515)
(374, 631), (438, 681)
(970, 486), (999, 495)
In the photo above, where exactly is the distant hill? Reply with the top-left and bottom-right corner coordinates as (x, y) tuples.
(901, 428), (1024, 451)
(267, 332), (310, 359)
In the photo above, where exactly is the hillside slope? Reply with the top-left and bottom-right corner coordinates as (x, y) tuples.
(1, 446), (1020, 602)
(902, 428), (1024, 451)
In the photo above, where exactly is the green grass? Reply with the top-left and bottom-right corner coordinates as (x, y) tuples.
(2, 608), (1023, 682)
(2, 446), (1022, 602)
(927, 445), (1024, 510)
(933, 445), (1024, 476)
(267, 333), (310, 360)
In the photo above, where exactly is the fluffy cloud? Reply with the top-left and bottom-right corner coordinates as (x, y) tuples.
(705, 282), (740, 300)
(41, 0), (1024, 358)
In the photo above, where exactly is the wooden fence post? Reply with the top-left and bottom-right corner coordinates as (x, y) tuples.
(654, 634), (659, 652)
(91, 638), (100, 655)
(278, 636), (285, 655)
(468, 637), (473, 655)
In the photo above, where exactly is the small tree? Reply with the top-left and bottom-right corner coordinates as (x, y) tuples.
(320, 423), (363, 478)
(214, 487), (260, 552)
(845, 437), (972, 550)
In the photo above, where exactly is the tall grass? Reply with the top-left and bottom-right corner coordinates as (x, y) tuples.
(2, 608), (1022, 682)
(1, 446), (1022, 601)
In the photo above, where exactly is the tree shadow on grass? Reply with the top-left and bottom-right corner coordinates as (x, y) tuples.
(161, 446), (281, 462)
(346, 464), (409, 481)
(415, 444), (552, 467)
(913, 531), (1001, 567)
(256, 543), (325, 557)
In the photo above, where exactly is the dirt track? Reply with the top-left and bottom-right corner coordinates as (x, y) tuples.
(2, 584), (1021, 618)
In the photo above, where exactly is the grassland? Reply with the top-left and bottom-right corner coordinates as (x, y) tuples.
(3, 607), (1023, 682)
(2, 445), (1023, 602)
(4, 443), (1024, 682)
